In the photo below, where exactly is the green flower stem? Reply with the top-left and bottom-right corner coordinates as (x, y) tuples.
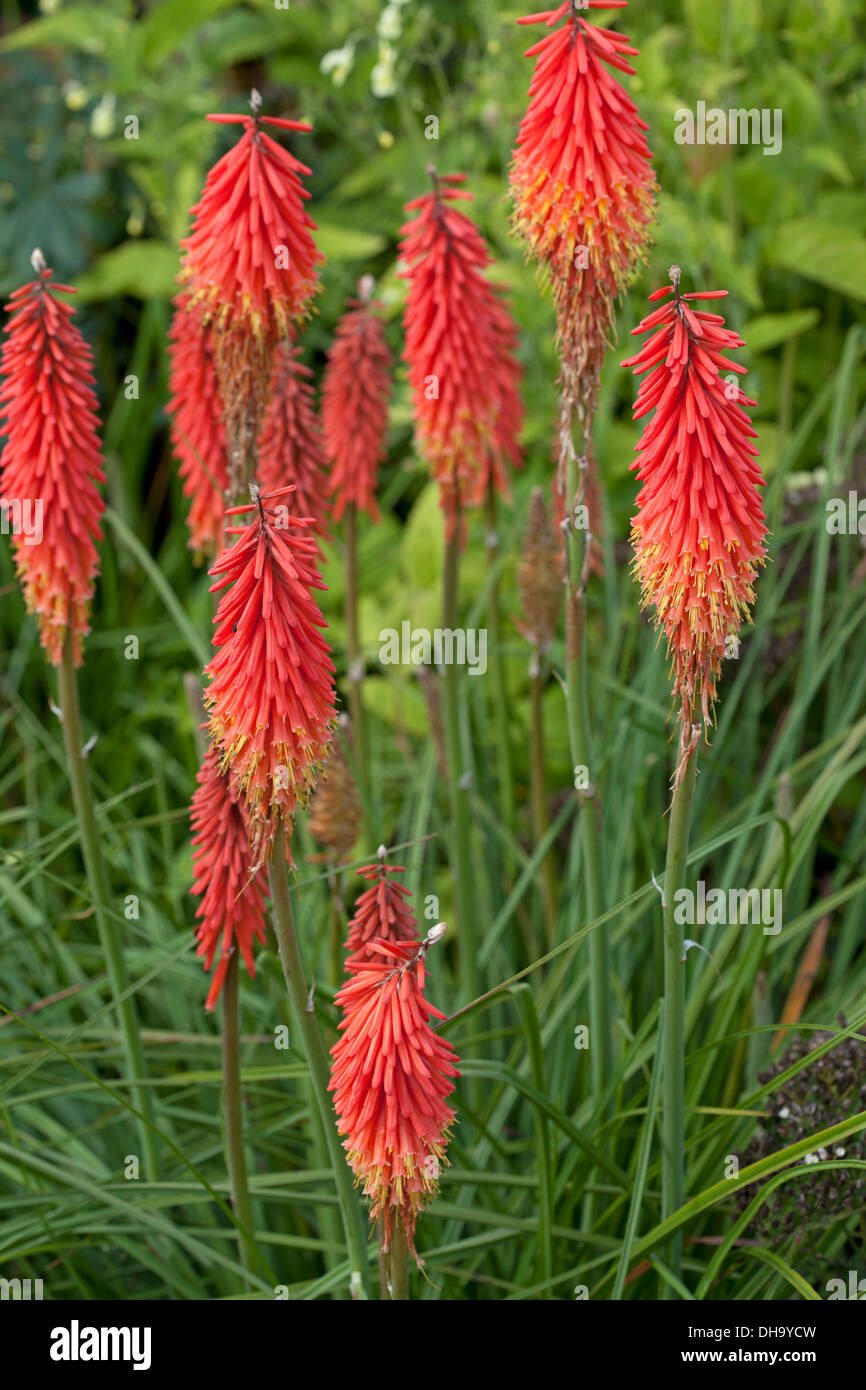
(268, 835), (372, 1298)
(661, 720), (700, 1292)
(528, 647), (558, 947)
(485, 483), (516, 834)
(377, 1218), (391, 1299)
(221, 948), (257, 1282)
(562, 426), (612, 1097)
(58, 631), (160, 1180)
(442, 501), (477, 1008)
(305, 1071), (345, 1282)
(344, 503), (368, 799)
(389, 1219), (410, 1300)
(327, 858), (343, 989)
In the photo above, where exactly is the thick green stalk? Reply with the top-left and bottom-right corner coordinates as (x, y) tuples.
(661, 721), (699, 1291)
(389, 1219), (410, 1301)
(344, 503), (367, 795)
(377, 1218), (390, 1300)
(562, 426), (611, 1094)
(442, 502), (477, 1006)
(485, 484), (516, 834)
(528, 649), (558, 947)
(327, 858), (342, 989)
(268, 836), (372, 1298)
(221, 949), (257, 1282)
(304, 1073), (345, 1286)
(58, 632), (160, 1179)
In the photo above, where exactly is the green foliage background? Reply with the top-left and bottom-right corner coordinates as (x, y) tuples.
(1, 0), (865, 1300)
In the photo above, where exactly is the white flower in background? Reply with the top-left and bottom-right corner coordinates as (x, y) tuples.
(320, 44), (355, 88)
(39, 0), (61, 13)
(90, 93), (116, 139)
(377, 3), (404, 41)
(371, 42), (397, 98)
(63, 81), (88, 112)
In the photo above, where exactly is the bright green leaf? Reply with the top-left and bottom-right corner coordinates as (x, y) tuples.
(74, 241), (179, 302)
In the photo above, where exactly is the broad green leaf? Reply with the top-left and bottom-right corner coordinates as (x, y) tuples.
(74, 240), (179, 302)
(0, 7), (127, 53)
(803, 144), (852, 186)
(401, 481), (444, 589)
(682, 0), (756, 54)
(136, 0), (236, 62)
(744, 309), (820, 354)
(314, 221), (388, 262)
(768, 219), (866, 302)
(360, 672), (430, 739)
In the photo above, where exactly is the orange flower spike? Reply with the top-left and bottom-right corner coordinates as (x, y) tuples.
(256, 343), (331, 541)
(329, 929), (460, 1257)
(344, 854), (420, 973)
(399, 171), (524, 539)
(622, 271), (768, 728)
(204, 484), (336, 870)
(0, 252), (105, 666)
(511, 2), (655, 408)
(512, 1), (653, 276)
(166, 294), (230, 556)
(190, 746), (269, 1011)
(181, 95), (323, 491)
(182, 103), (321, 341)
(322, 280), (393, 524)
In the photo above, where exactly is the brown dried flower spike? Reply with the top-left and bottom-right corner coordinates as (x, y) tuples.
(516, 486), (562, 654)
(307, 734), (362, 861)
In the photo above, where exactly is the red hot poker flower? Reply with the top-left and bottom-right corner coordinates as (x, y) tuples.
(190, 745), (268, 1011)
(0, 254), (105, 666)
(510, 1), (655, 413)
(329, 934), (460, 1257)
(166, 294), (229, 556)
(322, 284), (393, 524)
(181, 100), (322, 490)
(622, 273), (767, 729)
(400, 172), (524, 539)
(204, 484), (336, 870)
(183, 106), (321, 340)
(256, 343), (331, 541)
(344, 857), (420, 973)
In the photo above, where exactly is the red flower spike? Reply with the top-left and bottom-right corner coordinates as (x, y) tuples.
(256, 343), (331, 541)
(322, 286), (393, 524)
(399, 174), (524, 541)
(329, 935), (460, 1257)
(510, 2), (655, 415)
(183, 108), (321, 339)
(166, 294), (230, 556)
(344, 858), (420, 973)
(0, 255), (105, 666)
(190, 745), (268, 1011)
(180, 103), (322, 491)
(204, 485), (336, 870)
(622, 272), (768, 729)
